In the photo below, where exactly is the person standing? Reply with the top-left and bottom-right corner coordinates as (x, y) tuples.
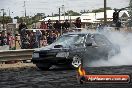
(18, 22), (28, 34)
(18, 22), (28, 49)
(113, 9), (123, 31)
(1, 31), (7, 46)
(62, 19), (70, 33)
(75, 17), (81, 28)
(47, 19), (53, 29)
(40, 35), (48, 47)
(47, 32), (56, 44)
(53, 20), (62, 33)
(35, 30), (42, 48)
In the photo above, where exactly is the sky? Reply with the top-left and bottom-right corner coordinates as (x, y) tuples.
(0, 0), (129, 17)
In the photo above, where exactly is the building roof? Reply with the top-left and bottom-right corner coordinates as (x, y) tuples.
(39, 16), (81, 22)
(39, 10), (129, 23)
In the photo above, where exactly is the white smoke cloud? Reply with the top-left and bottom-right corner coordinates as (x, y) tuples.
(89, 30), (132, 67)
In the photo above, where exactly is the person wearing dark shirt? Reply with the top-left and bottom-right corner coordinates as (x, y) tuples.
(0, 33), (2, 46)
(113, 9), (119, 23)
(1, 31), (7, 46)
(113, 8), (123, 24)
(18, 22), (27, 34)
(53, 20), (62, 33)
(75, 17), (81, 28)
(47, 19), (53, 29)
(18, 22), (28, 49)
(62, 19), (70, 33)
(47, 32), (56, 44)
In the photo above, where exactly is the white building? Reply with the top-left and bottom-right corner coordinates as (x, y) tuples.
(39, 10), (129, 28)
(81, 10), (129, 23)
(39, 16), (81, 23)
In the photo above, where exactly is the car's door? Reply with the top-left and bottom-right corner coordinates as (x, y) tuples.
(93, 34), (112, 59)
(83, 34), (112, 66)
(83, 34), (99, 66)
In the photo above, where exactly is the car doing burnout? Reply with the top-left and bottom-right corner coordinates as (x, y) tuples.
(32, 32), (120, 70)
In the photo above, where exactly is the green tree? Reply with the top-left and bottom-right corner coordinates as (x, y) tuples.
(92, 7), (112, 13)
(14, 16), (19, 19)
(80, 10), (90, 14)
(4, 16), (12, 23)
(14, 13), (45, 27)
(128, 0), (132, 26)
(62, 10), (81, 16)
(0, 16), (12, 24)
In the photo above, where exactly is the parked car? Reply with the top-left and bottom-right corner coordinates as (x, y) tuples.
(32, 32), (120, 70)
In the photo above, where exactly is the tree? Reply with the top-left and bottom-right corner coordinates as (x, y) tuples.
(62, 10), (81, 16)
(128, 0), (132, 27)
(0, 16), (12, 24)
(92, 7), (112, 13)
(4, 16), (12, 23)
(80, 10), (89, 14)
(14, 13), (45, 27)
(14, 16), (19, 19)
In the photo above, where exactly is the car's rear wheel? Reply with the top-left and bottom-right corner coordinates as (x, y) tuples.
(71, 55), (82, 68)
(36, 63), (52, 70)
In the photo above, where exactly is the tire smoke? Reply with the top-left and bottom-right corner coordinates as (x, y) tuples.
(89, 30), (132, 67)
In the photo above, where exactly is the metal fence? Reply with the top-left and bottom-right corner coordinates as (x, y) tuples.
(0, 49), (34, 62)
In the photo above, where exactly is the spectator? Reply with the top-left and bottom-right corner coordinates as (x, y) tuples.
(35, 30), (42, 48)
(0, 33), (2, 46)
(40, 22), (47, 29)
(19, 22), (28, 49)
(47, 31), (56, 44)
(1, 31), (7, 46)
(47, 19), (53, 29)
(7, 32), (14, 49)
(40, 35), (48, 47)
(62, 19), (70, 32)
(75, 17), (81, 28)
(53, 20), (62, 33)
(18, 22), (27, 34)
(115, 20), (121, 31)
(113, 8), (122, 24)
(29, 31), (37, 48)
(54, 30), (60, 37)
(20, 29), (29, 49)
(21, 33), (30, 49)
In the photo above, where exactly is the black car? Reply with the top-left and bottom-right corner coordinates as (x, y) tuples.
(32, 32), (120, 70)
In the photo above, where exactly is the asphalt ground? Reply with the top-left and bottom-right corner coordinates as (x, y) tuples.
(0, 64), (132, 88)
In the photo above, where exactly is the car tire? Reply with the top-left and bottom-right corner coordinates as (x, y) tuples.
(71, 55), (82, 69)
(36, 63), (51, 70)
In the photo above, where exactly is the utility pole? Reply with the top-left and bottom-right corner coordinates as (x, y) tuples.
(8, 8), (11, 17)
(52, 12), (53, 21)
(1, 9), (5, 29)
(59, 8), (61, 21)
(62, 5), (65, 21)
(104, 0), (107, 25)
(24, 1), (27, 17)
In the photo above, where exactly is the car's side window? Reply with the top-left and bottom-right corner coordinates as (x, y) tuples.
(86, 34), (96, 45)
(75, 36), (84, 44)
(94, 34), (111, 45)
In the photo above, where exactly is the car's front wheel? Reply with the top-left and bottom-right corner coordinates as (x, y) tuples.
(36, 63), (52, 70)
(71, 55), (82, 68)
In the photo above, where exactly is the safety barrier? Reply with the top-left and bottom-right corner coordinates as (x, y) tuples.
(0, 49), (35, 62)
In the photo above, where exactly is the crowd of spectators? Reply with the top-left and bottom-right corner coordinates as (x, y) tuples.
(19, 28), (59, 49)
(0, 30), (14, 49)
(0, 18), (82, 49)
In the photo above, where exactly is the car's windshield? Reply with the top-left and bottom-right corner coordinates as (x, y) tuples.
(54, 34), (85, 47)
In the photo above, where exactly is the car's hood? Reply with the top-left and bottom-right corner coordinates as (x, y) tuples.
(35, 43), (73, 52)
